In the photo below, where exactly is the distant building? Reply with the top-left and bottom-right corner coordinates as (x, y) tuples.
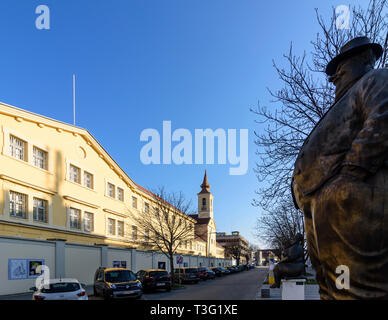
(257, 249), (279, 265)
(216, 231), (249, 264)
(189, 171), (225, 259)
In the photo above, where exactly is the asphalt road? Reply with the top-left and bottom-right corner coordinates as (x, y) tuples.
(142, 267), (267, 300)
(0, 267), (268, 300)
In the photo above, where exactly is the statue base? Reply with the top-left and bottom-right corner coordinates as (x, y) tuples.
(281, 279), (306, 300)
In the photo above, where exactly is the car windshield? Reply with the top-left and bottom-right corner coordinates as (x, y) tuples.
(149, 271), (168, 277)
(186, 268), (198, 273)
(41, 282), (80, 293)
(105, 270), (136, 283)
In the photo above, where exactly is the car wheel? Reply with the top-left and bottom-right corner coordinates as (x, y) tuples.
(103, 290), (111, 300)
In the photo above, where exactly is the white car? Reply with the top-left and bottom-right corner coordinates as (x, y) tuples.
(30, 278), (88, 300)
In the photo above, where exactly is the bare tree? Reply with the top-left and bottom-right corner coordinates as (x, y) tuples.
(127, 187), (195, 285)
(255, 196), (304, 250)
(252, 0), (388, 211)
(225, 244), (242, 266)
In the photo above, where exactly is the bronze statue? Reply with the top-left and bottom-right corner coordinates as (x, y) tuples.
(270, 233), (305, 288)
(292, 36), (388, 299)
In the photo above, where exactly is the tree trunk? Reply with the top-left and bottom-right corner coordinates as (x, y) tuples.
(169, 255), (175, 286)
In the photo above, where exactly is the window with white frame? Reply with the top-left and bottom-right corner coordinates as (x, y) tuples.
(9, 191), (27, 219)
(69, 208), (81, 229)
(108, 218), (115, 235)
(83, 171), (94, 189)
(33, 197), (47, 223)
(9, 135), (26, 161)
(117, 221), (124, 237)
(69, 165), (81, 184)
(132, 225), (137, 240)
(84, 212), (94, 232)
(117, 187), (124, 201)
(33, 146), (47, 170)
(132, 196), (137, 208)
(107, 183), (115, 198)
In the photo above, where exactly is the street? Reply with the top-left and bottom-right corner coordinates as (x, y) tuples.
(0, 268), (267, 301)
(143, 267), (267, 300)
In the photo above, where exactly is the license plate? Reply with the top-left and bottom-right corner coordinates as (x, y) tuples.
(156, 283), (165, 286)
(122, 290), (135, 295)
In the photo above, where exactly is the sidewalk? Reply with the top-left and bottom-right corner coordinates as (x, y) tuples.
(256, 267), (320, 300)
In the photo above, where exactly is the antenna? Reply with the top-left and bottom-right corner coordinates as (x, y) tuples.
(73, 73), (76, 126)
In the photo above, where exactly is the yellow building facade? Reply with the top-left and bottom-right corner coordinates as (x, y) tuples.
(0, 102), (225, 259)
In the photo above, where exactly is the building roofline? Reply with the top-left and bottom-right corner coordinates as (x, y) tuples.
(0, 102), (195, 223)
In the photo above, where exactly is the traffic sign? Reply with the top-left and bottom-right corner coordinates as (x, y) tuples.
(176, 255), (183, 264)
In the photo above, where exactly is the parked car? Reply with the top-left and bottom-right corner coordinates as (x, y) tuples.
(136, 269), (172, 292)
(219, 267), (231, 275)
(202, 267), (216, 279)
(210, 267), (222, 277)
(194, 267), (206, 281)
(93, 267), (142, 299)
(226, 266), (238, 273)
(174, 267), (200, 284)
(210, 267), (228, 277)
(30, 278), (88, 300)
(240, 264), (249, 271)
(201, 267), (216, 279)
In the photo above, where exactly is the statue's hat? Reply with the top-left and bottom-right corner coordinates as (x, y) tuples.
(325, 36), (383, 76)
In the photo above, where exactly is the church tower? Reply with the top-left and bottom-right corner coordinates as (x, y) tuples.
(198, 170), (214, 219)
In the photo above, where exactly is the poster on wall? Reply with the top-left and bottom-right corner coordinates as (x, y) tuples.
(8, 259), (45, 280)
(28, 260), (44, 277)
(158, 262), (166, 270)
(8, 259), (28, 280)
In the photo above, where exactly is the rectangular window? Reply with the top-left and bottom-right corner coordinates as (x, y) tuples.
(117, 221), (124, 237)
(84, 212), (93, 232)
(132, 197), (137, 209)
(108, 218), (115, 235)
(33, 146), (47, 170)
(84, 171), (94, 189)
(9, 191), (27, 219)
(117, 187), (124, 201)
(69, 165), (81, 184)
(9, 135), (26, 161)
(132, 225), (137, 240)
(144, 202), (149, 214)
(69, 208), (81, 229)
(154, 207), (160, 219)
(107, 183), (115, 198)
(144, 229), (150, 242)
(33, 198), (47, 223)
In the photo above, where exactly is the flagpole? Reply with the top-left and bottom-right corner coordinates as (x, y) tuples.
(73, 73), (76, 126)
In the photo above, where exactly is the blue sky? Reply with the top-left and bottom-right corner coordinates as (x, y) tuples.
(0, 0), (364, 247)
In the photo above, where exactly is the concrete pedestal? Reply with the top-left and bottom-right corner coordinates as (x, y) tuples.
(281, 279), (305, 300)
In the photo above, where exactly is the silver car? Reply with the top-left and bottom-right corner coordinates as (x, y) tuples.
(30, 278), (88, 300)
